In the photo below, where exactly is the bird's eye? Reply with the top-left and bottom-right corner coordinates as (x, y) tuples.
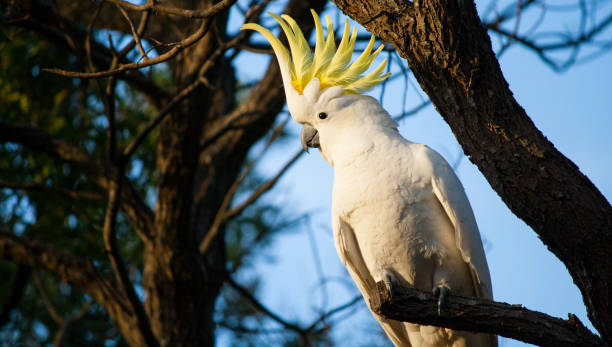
(318, 112), (328, 120)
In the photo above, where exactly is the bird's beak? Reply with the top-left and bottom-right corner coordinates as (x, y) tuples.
(300, 124), (320, 153)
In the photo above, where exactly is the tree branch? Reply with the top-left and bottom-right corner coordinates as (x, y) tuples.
(43, 17), (214, 79)
(305, 295), (362, 332)
(0, 180), (105, 201)
(224, 149), (304, 222)
(371, 280), (604, 347)
(199, 139), (302, 255)
(332, 0), (612, 342)
(32, 270), (96, 347)
(0, 123), (154, 239)
(102, 169), (160, 347)
(116, 3), (149, 62)
(123, 77), (204, 158)
(0, 232), (157, 346)
(0, 232), (127, 314)
(106, 0), (237, 19)
(6, 1), (168, 104)
(225, 275), (305, 334)
(32, 270), (66, 325)
(0, 265), (30, 328)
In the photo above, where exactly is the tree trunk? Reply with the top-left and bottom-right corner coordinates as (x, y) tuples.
(141, 1), (327, 345)
(332, 0), (612, 344)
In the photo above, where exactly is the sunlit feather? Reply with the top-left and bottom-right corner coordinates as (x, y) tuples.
(241, 11), (390, 94)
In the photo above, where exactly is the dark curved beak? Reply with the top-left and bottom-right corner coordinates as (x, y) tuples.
(300, 124), (320, 153)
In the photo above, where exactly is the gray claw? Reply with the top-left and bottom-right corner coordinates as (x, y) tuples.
(433, 285), (450, 315)
(382, 269), (400, 290)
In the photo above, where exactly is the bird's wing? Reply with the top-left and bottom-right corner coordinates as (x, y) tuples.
(333, 216), (376, 297)
(427, 150), (493, 300)
(333, 216), (412, 347)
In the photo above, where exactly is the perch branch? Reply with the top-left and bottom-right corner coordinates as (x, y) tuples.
(371, 281), (604, 347)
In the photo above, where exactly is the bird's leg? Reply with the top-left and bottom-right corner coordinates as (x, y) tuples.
(433, 284), (450, 315)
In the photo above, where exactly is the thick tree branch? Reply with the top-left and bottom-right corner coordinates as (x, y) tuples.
(0, 233), (131, 313)
(332, 0), (612, 343)
(0, 232), (152, 347)
(371, 281), (604, 347)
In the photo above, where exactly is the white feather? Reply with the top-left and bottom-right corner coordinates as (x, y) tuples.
(298, 90), (496, 347)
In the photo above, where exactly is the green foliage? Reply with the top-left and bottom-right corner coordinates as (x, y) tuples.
(0, 28), (152, 346)
(0, 24), (304, 346)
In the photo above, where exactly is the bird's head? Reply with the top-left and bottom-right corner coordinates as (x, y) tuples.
(242, 11), (391, 153)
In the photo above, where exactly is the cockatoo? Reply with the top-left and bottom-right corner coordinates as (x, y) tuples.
(243, 11), (496, 347)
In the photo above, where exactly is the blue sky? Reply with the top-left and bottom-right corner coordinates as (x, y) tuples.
(223, 2), (612, 346)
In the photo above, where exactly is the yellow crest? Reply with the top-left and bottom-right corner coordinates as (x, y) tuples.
(241, 10), (390, 94)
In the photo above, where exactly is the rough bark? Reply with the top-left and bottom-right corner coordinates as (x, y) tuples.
(139, 0), (327, 345)
(332, 0), (612, 344)
(371, 281), (604, 347)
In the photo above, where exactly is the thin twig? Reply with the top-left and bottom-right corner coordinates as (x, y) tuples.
(217, 321), (288, 335)
(116, 3), (148, 61)
(102, 168), (159, 347)
(44, 18), (213, 78)
(32, 271), (64, 324)
(105, 78), (118, 161)
(123, 77), (205, 158)
(32, 271), (96, 347)
(497, 0), (525, 56)
(200, 147), (303, 254)
(225, 149), (304, 221)
(199, 110), (266, 151)
(198, 126), (273, 254)
(105, 0), (237, 19)
(305, 295), (363, 332)
(305, 220), (329, 312)
(486, 10), (612, 71)
(225, 275), (306, 334)
(393, 100), (431, 121)
(0, 181), (105, 201)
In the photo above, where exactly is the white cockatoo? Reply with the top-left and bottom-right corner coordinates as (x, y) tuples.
(243, 11), (496, 347)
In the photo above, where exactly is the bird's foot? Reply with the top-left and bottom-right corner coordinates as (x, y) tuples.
(382, 268), (401, 292)
(432, 284), (450, 315)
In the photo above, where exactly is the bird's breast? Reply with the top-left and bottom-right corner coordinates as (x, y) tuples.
(331, 147), (457, 286)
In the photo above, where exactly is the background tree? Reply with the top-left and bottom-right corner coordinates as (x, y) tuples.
(1, 0), (611, 346)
